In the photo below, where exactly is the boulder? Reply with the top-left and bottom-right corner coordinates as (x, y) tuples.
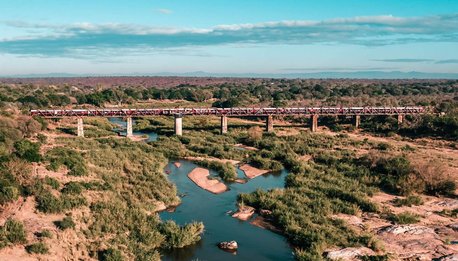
(218, 241), (238, 251)
(326, 247), (376, 260)
(434, 254), (458, 261)
(378, 225), (435, 235)
(447, 223), (458, 232)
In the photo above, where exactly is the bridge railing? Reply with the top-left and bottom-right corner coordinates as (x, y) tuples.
(30, 106), (427, 118)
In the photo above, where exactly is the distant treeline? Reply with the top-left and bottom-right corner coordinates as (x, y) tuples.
(3, 79), (456, 108)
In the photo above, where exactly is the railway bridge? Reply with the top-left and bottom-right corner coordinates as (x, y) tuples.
(30, 106), (427, 137)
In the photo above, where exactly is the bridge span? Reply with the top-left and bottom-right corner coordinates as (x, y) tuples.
(30, 106), (427, 137)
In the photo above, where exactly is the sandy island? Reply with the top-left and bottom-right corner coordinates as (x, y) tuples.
(187, 167), (228, 194)
(239, 164), (269, 179)
(173, 161), (181, 168)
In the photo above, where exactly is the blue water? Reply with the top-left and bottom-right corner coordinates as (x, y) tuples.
(108, 117), (158, 142)
(160, 160), (294, 261)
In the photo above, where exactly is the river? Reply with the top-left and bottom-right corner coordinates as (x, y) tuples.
(160, 160), (294, 261)
(108, 118), (294, 260)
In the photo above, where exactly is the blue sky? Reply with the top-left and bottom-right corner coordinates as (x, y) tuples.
(1, 0), (458, 76)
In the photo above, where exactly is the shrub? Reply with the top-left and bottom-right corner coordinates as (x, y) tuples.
(37, 134), (47, 144)
(159, 221), (204, 249)
(61, 182), (84, 194)
(35, 191), (62, 213)
(44, 177), (60, 190)
(0, 186), (19, 205)
(25, 242), (49, 254)
(388, 212), (420, 224)
(98, 248), (124, 261)
(35, 229), (52, 238)
(46, 147), (87, 176)
(0, 219), (27, 248)
(54, 216), (75, 230)
(393, 195), (423, 207)
(14, 140), (41, 162)
(197, 160), (237, 181)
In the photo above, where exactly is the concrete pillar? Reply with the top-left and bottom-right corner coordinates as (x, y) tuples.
(174, 114), (183, 136)
(397, 114), (404, 126)
(266, 115), (274, 133)
(311, 115), (318, 132)
(126, 117), (133, 137)
(355, 115), (361, 129)
(221, 115), (228, 134)
(77, 118), (84, 137)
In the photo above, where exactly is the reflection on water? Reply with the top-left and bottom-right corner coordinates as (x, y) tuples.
(108, 117), (158, 142)
(160, 160), (294, 261)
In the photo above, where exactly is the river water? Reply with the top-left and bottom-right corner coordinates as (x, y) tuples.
(160, 160), (294, 261)
(108, 118), (294, 260)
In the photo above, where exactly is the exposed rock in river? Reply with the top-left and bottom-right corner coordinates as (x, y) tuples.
(232, 206), (255, 221)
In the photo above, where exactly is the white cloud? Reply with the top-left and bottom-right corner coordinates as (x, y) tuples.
(156, 8), (173, 15)
(1, 13), (458, 57)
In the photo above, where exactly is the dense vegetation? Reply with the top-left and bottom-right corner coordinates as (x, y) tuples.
(0, 78), (457, 260)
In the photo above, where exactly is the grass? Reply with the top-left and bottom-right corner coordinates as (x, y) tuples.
(0, 219), (27, 248)
(392, 195), (424, 207)
(54, 216), (76, 230)
(387, 211), (421, 224)
(25, 242), (49, 254)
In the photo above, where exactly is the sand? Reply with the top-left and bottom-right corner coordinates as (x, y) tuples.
(187, 167), (228, 194)
(239, 164), (269, 179)
(173, 162), (182, 168)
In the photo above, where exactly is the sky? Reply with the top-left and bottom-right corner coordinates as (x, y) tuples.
(1, 0), (458, 77)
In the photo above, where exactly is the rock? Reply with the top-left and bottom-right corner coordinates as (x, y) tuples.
(218, 241), (238, 251)
(232, 206), (255, 221)
(447, 223), (458, 231)
(378, 225), (435, 235)
(434, 254), (458, 261)
(326, 247), (376, 260)
(259, 209), (272, 216)
(173, 162), (181, 168)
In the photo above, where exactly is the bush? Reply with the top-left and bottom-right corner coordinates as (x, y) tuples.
(25, 242), (49, 254)
(99, 248), (124, 261)
(388, 212), (420, 224)
(14, 140), (41, 162)
(44, 177), (60, 190)
(0, 186), (19, 205)
(197, 160), (237, 181)
(393, 195), (423, 207)
(0, 219), (27, 248)
(46, 147), (87, 176)
(61, 182), (83, 194)
(54, 216), (75, 230)
(159, 221), (204, 249)
(35, 229), (52, 238)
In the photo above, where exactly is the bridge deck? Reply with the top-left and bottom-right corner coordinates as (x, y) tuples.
(30, 107), (426, 118)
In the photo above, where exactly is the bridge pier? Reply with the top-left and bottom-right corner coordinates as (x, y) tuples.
(397, 114), (404, 127)
(174, 114), (183, 136)
(126, 117), (133, 137)
(221, 115), (228, 134)
(77, 118), (84, 137)
(310, 115), (318, 132)
(355, 115), (361, 129)
(266, 115), (274, 133)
